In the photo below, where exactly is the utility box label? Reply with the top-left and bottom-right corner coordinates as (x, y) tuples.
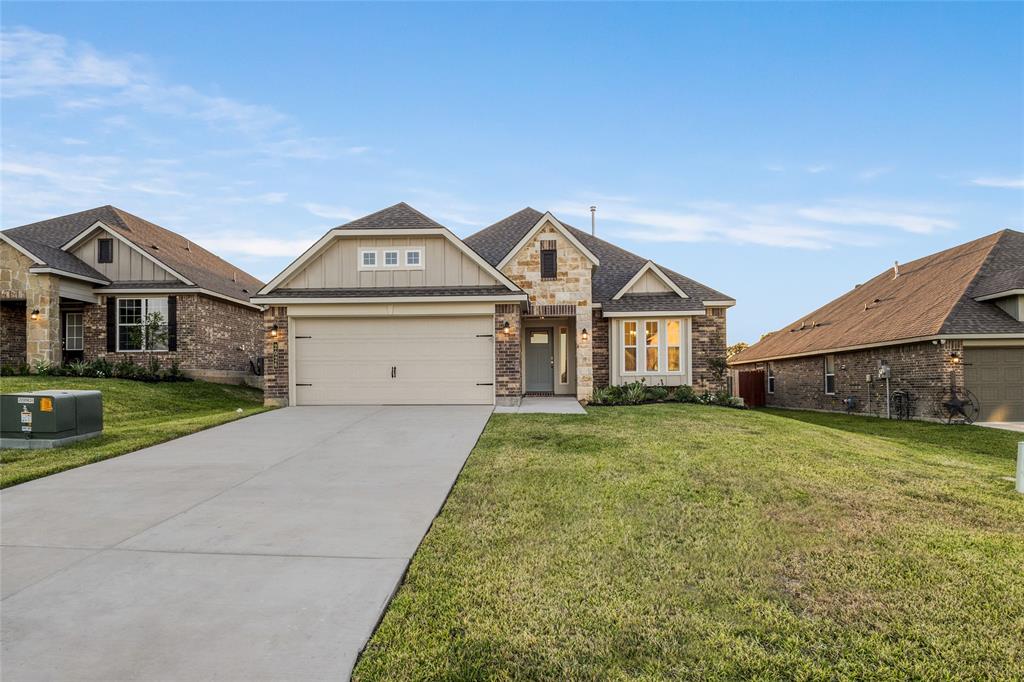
(20, 407), (32, 432)
(17, 397), (34, 404)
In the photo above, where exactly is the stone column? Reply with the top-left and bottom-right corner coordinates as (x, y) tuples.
(575, 304), (593, 401)
(25, 274), (61, 369)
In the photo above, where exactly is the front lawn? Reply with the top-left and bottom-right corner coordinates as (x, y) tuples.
(355, 405), (1024, 680)
(1, 377), (269, 488)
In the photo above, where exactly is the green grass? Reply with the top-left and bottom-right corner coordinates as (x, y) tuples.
(354, 405), (1024, 681)
(1, 377), (269, 488)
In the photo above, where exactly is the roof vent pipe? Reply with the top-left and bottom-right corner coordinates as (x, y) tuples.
(893, 260), (900, 278)
(590, 205), (597, 236)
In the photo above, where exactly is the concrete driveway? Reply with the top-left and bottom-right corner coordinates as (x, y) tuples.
(1, 405), (491, 681)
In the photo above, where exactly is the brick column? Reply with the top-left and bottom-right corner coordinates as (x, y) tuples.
(575, 304), (593, 401)
(263, 306), (289, 407)
(692, 308), (728, 391)
(592, 309), (609, 389)
(26, 274), (60, 369)
(494, 304), (522, 406)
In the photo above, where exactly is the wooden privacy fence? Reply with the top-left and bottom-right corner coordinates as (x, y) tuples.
(737, 370), (766, 408)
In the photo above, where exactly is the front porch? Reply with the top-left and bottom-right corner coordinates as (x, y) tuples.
(0, 297), (90, 370)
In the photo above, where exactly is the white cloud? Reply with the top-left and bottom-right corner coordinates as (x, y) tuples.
(858, 167), (892, 181)
(971, 176), (1024, 189)
(303, 202), (356, 221)
(187, 232), (318, 259)
(552, 197), (948, 250)
(806, 164), (831, 174)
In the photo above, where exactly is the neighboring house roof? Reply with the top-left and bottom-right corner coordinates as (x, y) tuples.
(464, 207), (734, 309)
(3, 206), (263, 303)
(337, 202), (446, 230)
(731, 229), (1024, 364)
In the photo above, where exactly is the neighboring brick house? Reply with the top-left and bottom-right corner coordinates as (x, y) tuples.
(1, 206), (264, 383)
(730, 229), (1024, 422)
(252, 202), (734, 407)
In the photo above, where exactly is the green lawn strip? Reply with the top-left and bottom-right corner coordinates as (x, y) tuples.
(354, 405), (1023, 680)
(1, 377), (270, 488)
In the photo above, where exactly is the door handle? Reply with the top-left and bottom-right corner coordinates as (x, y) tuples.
(391, 366), (396, 379)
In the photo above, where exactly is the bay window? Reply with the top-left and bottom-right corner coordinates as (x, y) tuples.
(621, 319), (686, 376)
(117, 297), (169, 351)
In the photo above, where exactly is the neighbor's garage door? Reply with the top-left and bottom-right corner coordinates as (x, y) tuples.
(965, 347), (1024, 422)
(292, 316), (494, 405)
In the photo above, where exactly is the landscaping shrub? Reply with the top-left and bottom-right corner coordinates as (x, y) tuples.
(646, 386), (670, 402)
(588, 380), (742, 409)
(66, 360), (91, 377)
(622, 381), (648, 405)
(674, 385), (697, 403)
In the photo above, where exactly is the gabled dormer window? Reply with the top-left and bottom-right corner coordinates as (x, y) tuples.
(540, 239), (557, 280)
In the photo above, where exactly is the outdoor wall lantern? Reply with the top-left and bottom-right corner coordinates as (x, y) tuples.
(581, 328), (589, 342)
(270, 324), (279, 338)
(949, 350), (962, 364)
(502, 320), (511, 335)
(30, 309), (40, 321)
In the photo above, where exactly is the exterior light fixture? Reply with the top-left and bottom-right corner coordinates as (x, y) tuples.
(270, 324), (279, 338)
(30, 309), (40, 321)
(949, 350), (962, 364)
(581, 328), (589, 342)
(502, 320), (511, 335)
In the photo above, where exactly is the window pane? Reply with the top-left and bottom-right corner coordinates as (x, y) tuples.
(646, 346), (659, 372)
(384, 251), (398, 266)
(362, 252), (375, 266)
(623, 321), (637, 346)
(825, 375), (836, 394)
(406, 251), (420, 265)
(645, 321), (659, 346)
(667, 320), (680, 346)
(668, 347), (680, 372)
(118, 299), (142, 325)
(559, 327), (568, 383)
(825, 355), (835, 373)
(625, 347), (637, 372)
(119, 325), (142, 351)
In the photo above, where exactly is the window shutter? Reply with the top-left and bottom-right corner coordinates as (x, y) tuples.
(106, 297), (117, 351)
(167, 296), (178, 351)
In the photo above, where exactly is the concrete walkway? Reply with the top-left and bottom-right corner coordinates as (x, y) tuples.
(975, 421), (1024, 433)
(494, 396), (587, 414)
(1, 405), (491, 681)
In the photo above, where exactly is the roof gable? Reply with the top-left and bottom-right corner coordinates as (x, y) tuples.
(495, 212), (600, 269)
(731, 230), (1024, 364)
(338, 202), (446, 230)
(613, 261), (687, 300)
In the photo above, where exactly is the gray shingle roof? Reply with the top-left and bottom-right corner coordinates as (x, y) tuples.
(336, 202), (446, 230)
(464, 207), (734, 308)
(257, 286), (519, 299)
(5, 235), (108, 281)
(602, 293), (705, 313)
(3, 206), (263, 303)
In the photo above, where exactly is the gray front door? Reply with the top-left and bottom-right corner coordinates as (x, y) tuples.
(526, 328), (554, 392)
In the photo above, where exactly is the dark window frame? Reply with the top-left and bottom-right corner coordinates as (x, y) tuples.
(97, 238), (114, 263)
(767, 363), (775, 394)
(824, 355), (836, 395)
(540, 248), (557, 280)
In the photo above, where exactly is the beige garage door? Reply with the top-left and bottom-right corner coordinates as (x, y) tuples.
(292, 316), (494, 405)
(965, 347), (1024, 422)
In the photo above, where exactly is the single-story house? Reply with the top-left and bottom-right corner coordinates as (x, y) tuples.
(251, 203), (734, 406)
(1, 206), (264, 383)
(730, 229), (1024, 422)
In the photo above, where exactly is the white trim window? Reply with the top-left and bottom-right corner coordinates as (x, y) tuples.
(824, 355), (836, 394)
(623, 321), (638, 372)
(360, 250), (377, 268)
(559, 326), (569, 384)
(666, 320), (682, 372)
(767, 363), (776, 394)
(383, 250), (399, 267)
(65, 312), (84, 351)
(644, 321), (659, 372)
(405, 249), (422, 267)
(117, 297), (169, 352)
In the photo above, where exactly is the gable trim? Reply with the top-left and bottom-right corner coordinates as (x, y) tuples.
(257, 227), (523, 296)
(975, 288), (1024, 302)
(0, 233), (44, 265)
(612, 261), (688, 300)
(495, 212), (601, 269)
(60, 221), (194, 286)
(27, 267), (109, 285)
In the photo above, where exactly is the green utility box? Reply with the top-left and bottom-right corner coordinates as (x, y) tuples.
(1, 390), (103, 449)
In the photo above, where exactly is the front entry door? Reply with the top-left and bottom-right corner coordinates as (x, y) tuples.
(62, 312), (84, 363)
(526, 328), (554, 393)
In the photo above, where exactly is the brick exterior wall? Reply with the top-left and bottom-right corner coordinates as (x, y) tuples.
(263, 306), (289, 406)
(734, 339), (965, 420)
(495, 304), (522, 403)
(1, 300), (27, 367)
(592, 309), (609, 389)
(83, 293), (262, 373)
(501, 222), (593, 400)
(692, 307), (728, 391)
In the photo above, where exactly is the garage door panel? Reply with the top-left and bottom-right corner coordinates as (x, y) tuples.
(293, 316), (494, 405)
(966, 347), (1024, 422)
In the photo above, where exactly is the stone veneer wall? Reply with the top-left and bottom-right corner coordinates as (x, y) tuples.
(263, 306), (289, 406)
(592, 309), (609, 389)
(692, 308), (728, 391)
(494, 304), (522, 403)
(734, 339), (965, 420)
(502, 222), (593, 400)
(83, 293), (262, 373)
(1, 242), (61, 368)
(1, 301), (27, 366)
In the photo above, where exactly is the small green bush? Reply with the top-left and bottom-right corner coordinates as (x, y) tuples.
(66, 360), (91, 377)
(646, 386), (670, 402)
(32, 359), (54, 376)
(622, 381), (648, 405)
(589, 386), (616, 406)
(674, 385), (697, 403)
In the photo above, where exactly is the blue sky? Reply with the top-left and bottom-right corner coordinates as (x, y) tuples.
(2, 2), (1021, 343)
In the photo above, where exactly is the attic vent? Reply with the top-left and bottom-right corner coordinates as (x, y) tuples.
(150, 244), (159, 251)
(231, 271), (237, 282)
(185, 240), (192, 252)
(893, 260), (900, 278)
(241, 288), (249, 294)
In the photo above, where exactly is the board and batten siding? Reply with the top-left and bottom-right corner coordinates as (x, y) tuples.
(71, 229), (179, 282)
(623, 269), (673, 295)
(280, 236), (498, 289)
